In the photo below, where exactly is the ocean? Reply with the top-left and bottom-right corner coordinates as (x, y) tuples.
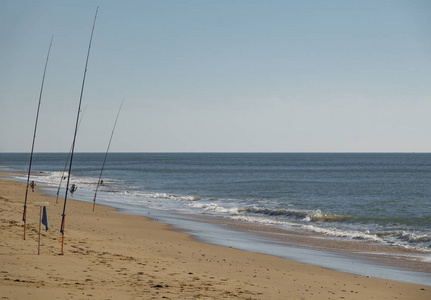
(1, 152), (431, 283)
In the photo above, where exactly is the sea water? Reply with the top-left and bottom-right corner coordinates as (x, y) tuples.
(1, 153), (431, 283)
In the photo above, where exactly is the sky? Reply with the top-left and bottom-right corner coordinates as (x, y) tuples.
(1, 0), (431, 153)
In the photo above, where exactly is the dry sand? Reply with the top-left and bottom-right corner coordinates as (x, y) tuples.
(1, 175), (430, 299)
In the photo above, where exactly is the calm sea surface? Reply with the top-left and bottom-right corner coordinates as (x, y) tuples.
(1, 152), (430, 254)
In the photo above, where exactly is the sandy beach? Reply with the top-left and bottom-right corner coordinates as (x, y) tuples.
(0, 174), (430, 299)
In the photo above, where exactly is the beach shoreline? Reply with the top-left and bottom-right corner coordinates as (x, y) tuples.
(1, 174), (431, 299)
(174, 212), (431, 273)
(112, 196), (431, 276)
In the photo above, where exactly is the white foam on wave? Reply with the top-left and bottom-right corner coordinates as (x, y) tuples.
(231, 214), (384, 243)
(239, 206), (351, 223)
(120, 191), (201, 202)
(392, 243), (431, 253)
(397, 231), (431, 243)
(301, 224), (384, 242)
(231, 215), (293, 226)
(303, 209), (352, 222)
(189, 202), (240, 214)
(18, 171), (98, 188)
(376, 231), (431, 253)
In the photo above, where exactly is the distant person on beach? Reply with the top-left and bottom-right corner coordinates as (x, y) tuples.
(30, 181), (36, 192)
(100, 180), (104, 186)
(69, 184), (78, 196)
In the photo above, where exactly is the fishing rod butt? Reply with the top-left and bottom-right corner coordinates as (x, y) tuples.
(60, 234), (64, 255)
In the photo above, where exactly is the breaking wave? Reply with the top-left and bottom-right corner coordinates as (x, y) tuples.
(239, 207), (352, 222)
(121, 191), (201, 202)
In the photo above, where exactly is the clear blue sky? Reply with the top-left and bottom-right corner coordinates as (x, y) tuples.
(1, 0), (430, 152)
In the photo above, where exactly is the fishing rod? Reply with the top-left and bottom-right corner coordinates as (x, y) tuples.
(22, 36), (54, 240)
(55, 106), (87, 204)
(60, 7), (98, 255)
(92, 99), (124, 212)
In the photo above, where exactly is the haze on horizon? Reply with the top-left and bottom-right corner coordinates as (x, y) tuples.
(1, 1), (431, 153)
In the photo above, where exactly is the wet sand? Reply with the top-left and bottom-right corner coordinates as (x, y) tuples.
(1, 174), (430, 299)
(186, 213), (431, 273)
